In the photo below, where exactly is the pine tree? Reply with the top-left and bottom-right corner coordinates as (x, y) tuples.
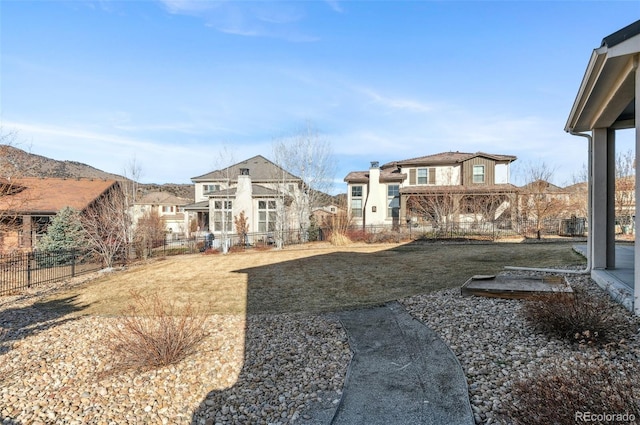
(37, 207), (86, 264)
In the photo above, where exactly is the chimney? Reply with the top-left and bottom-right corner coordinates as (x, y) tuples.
(370, 161), (379, 169)
(235, 168), (253, 219)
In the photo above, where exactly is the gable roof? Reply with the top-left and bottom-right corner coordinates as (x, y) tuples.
(191, 155), (301, 183)
(0, 178), (120, 215)
(519, 179), (564, 192)
(136, 191), (190, 206)
(344, 168), (406, 183)
(382, 151), (517, 169)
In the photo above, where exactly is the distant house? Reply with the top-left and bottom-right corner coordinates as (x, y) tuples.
(131, 191), (191, 239)
(184, 155), (305, 244)
(312, 204), (345, 226)
(344, 152), (518, 228)
(0, 177), (122, 252)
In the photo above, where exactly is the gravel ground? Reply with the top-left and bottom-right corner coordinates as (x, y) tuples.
(401, 270), (640, 425)
(0, 276), (351, 425)
(1, 269), (640, 425)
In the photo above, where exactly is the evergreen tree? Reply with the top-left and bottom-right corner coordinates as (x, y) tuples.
(37, 207), (86, 265)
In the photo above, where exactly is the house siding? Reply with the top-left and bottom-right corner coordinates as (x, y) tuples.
(462, 158), (495, 186)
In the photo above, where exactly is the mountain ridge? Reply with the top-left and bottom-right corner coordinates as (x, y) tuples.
(0, 145), (195, 201)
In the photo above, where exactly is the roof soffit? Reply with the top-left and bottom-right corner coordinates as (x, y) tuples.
(566, 21), (640, 133)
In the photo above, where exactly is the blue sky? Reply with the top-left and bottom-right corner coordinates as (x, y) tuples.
(2, 1), (638, 193)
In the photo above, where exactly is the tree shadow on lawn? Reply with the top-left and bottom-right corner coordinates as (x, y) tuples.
(0, 295), (91, 356)
(190, 240), (585, 423)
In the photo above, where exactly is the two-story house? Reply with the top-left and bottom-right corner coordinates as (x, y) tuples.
(184, 155), (304, 244)
(344, 151), (518, 228)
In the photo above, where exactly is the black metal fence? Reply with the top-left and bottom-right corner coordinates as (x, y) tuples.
(0, 249), (116, 296)
(345, 217), (587, 241)
(141, 229), (314, 258)
(0, 218), (588, 296)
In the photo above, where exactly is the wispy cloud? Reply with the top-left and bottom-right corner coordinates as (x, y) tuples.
(157, 0), (321, 41)
(324, 0), (344, 13)
(355, 86), (438, 113)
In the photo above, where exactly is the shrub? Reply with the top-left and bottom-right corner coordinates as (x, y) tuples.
(228, 244), (245, 253)
(106, 291), (207, 370)
(521, 286), (633, 345)
(343, 229), (367, 242)
(504, 359), (640, 425)
(329, 231), (352, 246)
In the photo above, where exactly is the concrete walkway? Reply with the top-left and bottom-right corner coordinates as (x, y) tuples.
(573, 244), (634, 311)
(328, 302), (474, 425)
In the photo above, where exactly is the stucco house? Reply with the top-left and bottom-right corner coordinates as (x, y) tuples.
(565, 19), (640, 313)
(184, 155), (305, 245)
(131, 191), (191, 239)
(344, 152), (518, 229)
(0, 177), (122, 252)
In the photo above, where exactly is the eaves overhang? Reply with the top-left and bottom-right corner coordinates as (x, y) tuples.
(565, 20), (640, 133)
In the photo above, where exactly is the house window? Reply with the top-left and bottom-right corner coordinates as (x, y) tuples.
(258, 200), (277, 232)
(203, 184), (220, 194)
(162, 206), (174, 213)
(417, 168), (436, 185)
(351, 199), (363, 218)
(212, 200), (232, 232)
(351, 185), (363, 218)
(387, 184), (400, 218)
(473, 165), (485, 183)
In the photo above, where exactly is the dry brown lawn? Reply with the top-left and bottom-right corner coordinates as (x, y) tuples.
(41, 240), (586, 316)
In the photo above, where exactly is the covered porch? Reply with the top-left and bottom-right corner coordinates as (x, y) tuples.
(574, 244), (634, 311)
(565, 20), (640, 313)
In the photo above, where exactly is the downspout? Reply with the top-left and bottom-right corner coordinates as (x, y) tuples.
(504, 130), (592, 274)
(362, 180), (370, 232)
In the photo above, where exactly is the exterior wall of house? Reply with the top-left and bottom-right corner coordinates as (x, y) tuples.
(495, 163), (509, 184)
(347, 164), (405, 227)
(462, 158), (495, 186)
(402, 165), (460, 186)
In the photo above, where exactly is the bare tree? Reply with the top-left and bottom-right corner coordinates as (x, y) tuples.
(566, 163), (589, 220)
(517, 161), (567, 238)
(408, 192), (459, 227)
(80, 183), (130, 267)
(0, 129), (36, 252)
(122, 156), (144, 204)
(133, 209), (166, 260)
(234, 211), (249, 246)
(212, 147), (236, 253)
(615, 149), (635, 232)
(272, 122), (336, 243)
(122, 156), (144, 247)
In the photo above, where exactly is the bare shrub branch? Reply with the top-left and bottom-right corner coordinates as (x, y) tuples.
(504, 359), (640, 425)
(106, 291), (208, 371)
(521, 286), (633, 345)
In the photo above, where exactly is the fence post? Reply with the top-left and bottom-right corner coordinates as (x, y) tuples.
(27, 251), (33, 288)
(71, 249), (76, 277)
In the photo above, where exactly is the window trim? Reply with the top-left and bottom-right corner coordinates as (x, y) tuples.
(472, 165), (485, 184)
(387, 184), (400, 218)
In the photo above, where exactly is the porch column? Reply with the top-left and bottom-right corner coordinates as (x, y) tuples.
(591, 128), (616, 269)
(400, 194), (408, 225)
(635, 65), (640, 315)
